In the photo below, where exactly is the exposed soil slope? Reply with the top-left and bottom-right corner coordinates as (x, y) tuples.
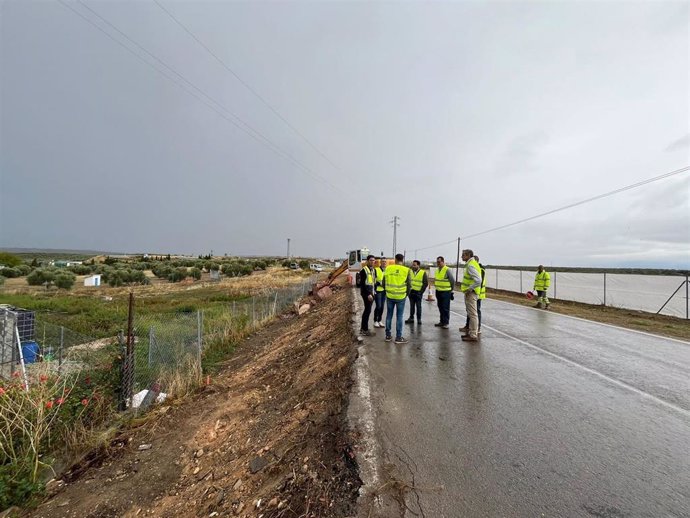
(28, 285), (360, 518)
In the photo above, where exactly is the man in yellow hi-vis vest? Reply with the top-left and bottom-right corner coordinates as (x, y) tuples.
(382, 253), (411, 344)
(461, 255), (486, 335)
(534, 265), (551, 309)
(373, 258), (387, 328)
(434, 256), (455, 329)
(406, 260), (428, 325)
(460, 249), (482, 342)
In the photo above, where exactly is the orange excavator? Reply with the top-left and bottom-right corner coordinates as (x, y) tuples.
(319, 248), (392, 289)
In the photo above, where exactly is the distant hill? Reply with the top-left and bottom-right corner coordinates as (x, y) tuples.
(0, 247), (116, 261)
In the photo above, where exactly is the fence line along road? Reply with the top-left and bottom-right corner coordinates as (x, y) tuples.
(426, 267), (689, 319)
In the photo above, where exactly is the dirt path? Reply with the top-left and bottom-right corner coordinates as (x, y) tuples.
(28, 286), (360, 518)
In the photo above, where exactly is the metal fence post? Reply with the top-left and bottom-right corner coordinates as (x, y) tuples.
(59, 326), (64, 374)
(686, 275), (689, 320)
(123, 292), (135, 411)
(495, 269), (498, 289)
(554, 271), (557, 299)
(148, 327), (153, 367)
(603, 272), (607, 306)
(197, 310), (202, 362)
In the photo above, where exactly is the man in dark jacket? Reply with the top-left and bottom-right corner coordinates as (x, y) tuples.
(358, 255), (377, 336)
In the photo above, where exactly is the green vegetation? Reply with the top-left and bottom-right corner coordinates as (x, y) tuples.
(0, 284), (255, 338)
(0, 363), (119, 509)
(0, 251), (23, 267)
(53, 272), (76, 290)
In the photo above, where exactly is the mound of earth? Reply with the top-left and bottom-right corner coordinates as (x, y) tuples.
(28, 285), (360, 518)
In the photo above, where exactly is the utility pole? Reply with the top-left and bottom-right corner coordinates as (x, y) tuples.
(390, 216), (400, 257)
(455, 238), (461, 285)
(286, 238), (290, 260)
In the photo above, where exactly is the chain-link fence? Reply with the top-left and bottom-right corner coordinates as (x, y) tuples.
(119, 275), (319, 411)
(482, 269), (689, 318)
(0, 306), (111, 385)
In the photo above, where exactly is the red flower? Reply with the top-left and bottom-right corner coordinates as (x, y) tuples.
(46, 400), (54, 409)
(56, 397), (65, 405)
(81, 399), (89, 406)
(12, 371), (20, 378)
(40, 375), (48, 383)
(0, 387), (5, 395)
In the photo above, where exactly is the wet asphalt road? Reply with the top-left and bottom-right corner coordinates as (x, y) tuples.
(360, 296), (690, 518)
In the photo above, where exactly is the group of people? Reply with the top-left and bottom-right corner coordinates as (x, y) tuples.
(358, 250), (487, 344)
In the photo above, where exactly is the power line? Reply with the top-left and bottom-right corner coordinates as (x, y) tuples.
(58, 0), (345, 194)
(461, 166), (690, 240)
(415, 238), (457, 253)
(153, 0), (342, 173)
(412, 165), (690, 252)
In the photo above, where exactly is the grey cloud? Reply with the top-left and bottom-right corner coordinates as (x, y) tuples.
(1, 0), (688, 268)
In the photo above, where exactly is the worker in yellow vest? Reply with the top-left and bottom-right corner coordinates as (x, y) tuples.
(460, 249), (482, 342)
(406, 260), (428, 325)
(373, 258), (387, 328)
(534, 265), (551, 309)
(434, 256), (455, 329)
(358, 255), (377, 336)
(382, 253), (411, 344)
(460, 256), (486, 335)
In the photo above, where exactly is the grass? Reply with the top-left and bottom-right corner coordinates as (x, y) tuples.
(0, 268), (311, 338)
(0, 269), (315, 509)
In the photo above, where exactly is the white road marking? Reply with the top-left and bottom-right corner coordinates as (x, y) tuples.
(486, 297), (690, 346)
(450, 308), (690, 418)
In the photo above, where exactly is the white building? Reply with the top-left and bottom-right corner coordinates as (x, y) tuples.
(84, 274), (102, 287)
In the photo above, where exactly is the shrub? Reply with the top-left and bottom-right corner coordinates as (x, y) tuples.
(69, 264), (93, 275)
(190, 268), (202, 280)
(54, 272), (76, 290)
(0, 251), (22, 267)
(168, 268), (187, 283)
(298, 260), (309, 270)
(0, 366), (116, 508)
(17, 265), (32, 276)
(0, 267), (21, 278)
(26, 269), (56, 287)
(152, 265), (172, 279)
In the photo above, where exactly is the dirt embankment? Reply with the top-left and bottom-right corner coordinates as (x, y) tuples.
(27, 285), (360, 518)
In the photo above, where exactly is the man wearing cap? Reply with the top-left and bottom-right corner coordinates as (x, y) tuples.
(406, 260), (428, 325)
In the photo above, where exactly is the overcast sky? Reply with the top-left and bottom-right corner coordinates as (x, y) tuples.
(1, 0), (688, 267)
